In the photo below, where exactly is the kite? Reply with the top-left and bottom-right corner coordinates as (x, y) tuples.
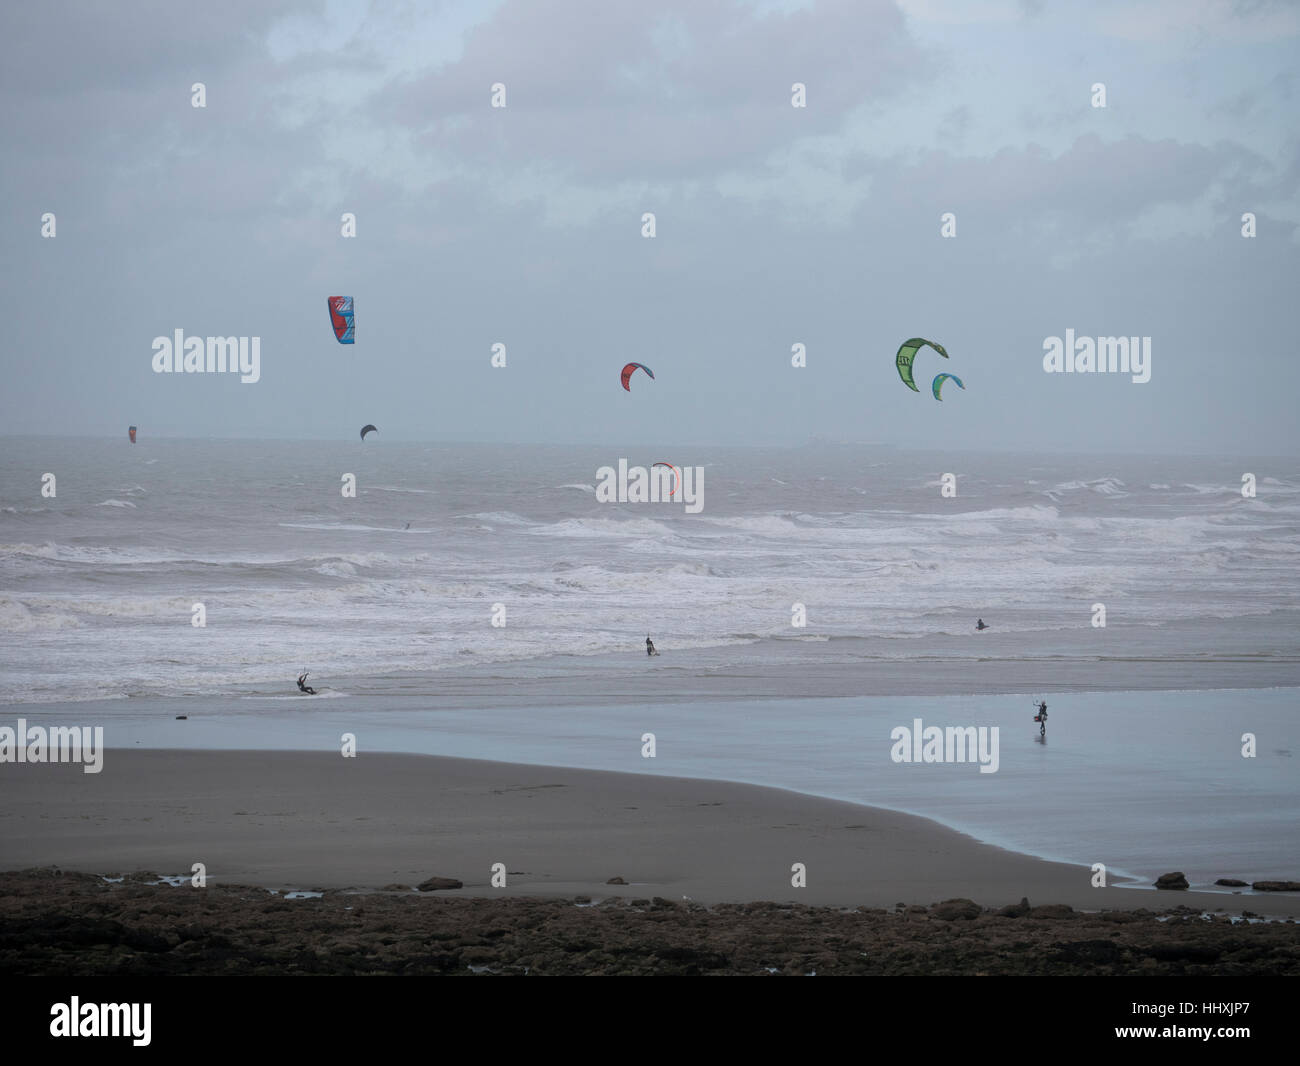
(621, 362), (654, 391)
(329, 297), (355, 344)
(360, 424), (378, 440)
(895, 338), (948, 392)
(931, 373), (965, 401)
(652, 461), (680, 497)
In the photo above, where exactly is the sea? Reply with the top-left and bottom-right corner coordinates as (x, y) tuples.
(2, 437), (1298, 886)
(4, 437), (1298, 703)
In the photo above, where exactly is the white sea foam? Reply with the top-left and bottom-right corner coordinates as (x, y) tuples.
(1043, 477), (1128, 501)
(278, 521), (411, 533)
(0, 597), (82, 631)
(457, 511), (538, 527)
(530, 516), (682, 538)
(2, 442), (1297, 703)
(312, 561), (357, 577)
(240, 691), (349, 700)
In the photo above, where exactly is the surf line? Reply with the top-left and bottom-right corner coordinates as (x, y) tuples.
(0, 719), (104, 773)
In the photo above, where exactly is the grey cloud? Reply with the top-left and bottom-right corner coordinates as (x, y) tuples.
(1, 0), (1296, 456)
(372, 0), (922, 182)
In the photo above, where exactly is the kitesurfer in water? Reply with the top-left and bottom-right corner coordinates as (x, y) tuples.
(297, 672), (316, 695)
(646, 635), (658, 657)
(1035, 700), (1047, 735)
(976, 618), (987, 631)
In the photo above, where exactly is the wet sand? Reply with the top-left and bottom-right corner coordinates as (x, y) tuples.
(2, 749), (1295, 916)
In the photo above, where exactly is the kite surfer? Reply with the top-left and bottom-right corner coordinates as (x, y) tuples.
(646, 635), (658, 657)
(1034, 700), (1047, 736)
(297, 672), (316, 695)
(976, 618), (988, 631)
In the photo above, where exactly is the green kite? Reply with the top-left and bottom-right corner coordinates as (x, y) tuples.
(895, 338), (949, 392)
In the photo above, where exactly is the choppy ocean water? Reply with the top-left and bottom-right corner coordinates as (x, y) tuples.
(1, 438), (1298, 703)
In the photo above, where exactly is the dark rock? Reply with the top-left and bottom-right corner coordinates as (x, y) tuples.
(415, 876), (463, 892)
(6, 865), (1299, 977)
(606, 877), (627, 885)
(997, 897), (1031, 918)
(1148, 944), (1222, 963)
(1252, 881), (1300, 892)
(652, 946), (730, 972)
(1154, 872), (1189, 890)
(932, 898), (981, 921)
(1029, 904), (1075, 919)
(123, 930), (172, 953)
(381, 884), (412, 892)
(1215, 879), (1248, 887)
(1052, 939), (1125, 965)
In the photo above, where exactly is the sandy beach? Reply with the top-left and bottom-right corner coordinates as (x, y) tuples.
(3, 748), (1296, 917)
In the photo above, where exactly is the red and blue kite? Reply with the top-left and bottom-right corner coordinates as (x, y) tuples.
(328, 296), (355, 344)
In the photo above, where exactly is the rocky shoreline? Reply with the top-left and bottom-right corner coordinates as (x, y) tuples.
(2, 869), (1297, 976)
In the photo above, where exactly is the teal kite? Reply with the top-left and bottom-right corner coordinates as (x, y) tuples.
(931, 373), (965, 401)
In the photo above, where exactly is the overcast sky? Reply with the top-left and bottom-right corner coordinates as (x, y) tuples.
(2, 0), (1297, 453)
